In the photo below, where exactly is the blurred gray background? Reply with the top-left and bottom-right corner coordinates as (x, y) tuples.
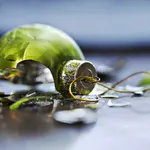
(0, 0), (150, 49)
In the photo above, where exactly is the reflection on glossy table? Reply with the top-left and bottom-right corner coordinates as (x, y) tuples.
(0, 53), (150, 150)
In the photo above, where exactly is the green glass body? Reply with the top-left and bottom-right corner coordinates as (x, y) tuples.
(0, 24), (86, 94)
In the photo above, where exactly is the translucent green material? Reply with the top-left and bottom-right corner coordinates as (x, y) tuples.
(139, 76), (150, 86)
(0, 24), (85, 94)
